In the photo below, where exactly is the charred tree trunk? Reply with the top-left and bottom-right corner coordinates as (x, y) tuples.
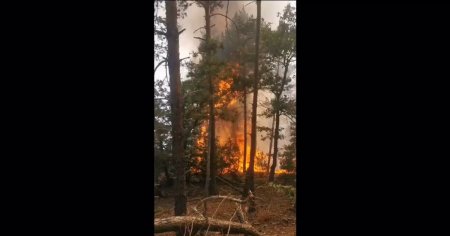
(245, 1), (261, 213)
(166, 0), (186, 216)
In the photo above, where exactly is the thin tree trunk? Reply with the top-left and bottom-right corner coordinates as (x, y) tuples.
(269, 58), (290, 182)
(269, 110), (280, 182)
(205, 120), (211, 194)
(166, 0), (186, 216)
(266, 115), (275, 176)
(243, 77), (247, 174)
(245, 1), (261, 215)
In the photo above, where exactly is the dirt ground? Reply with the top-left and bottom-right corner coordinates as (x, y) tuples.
(155, 176), (296, 236)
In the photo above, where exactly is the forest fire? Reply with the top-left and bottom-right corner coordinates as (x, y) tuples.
(154, 2), (297, 234)
(194, 62), (285, 175)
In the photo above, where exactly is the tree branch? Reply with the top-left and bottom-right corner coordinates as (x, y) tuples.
(179, 56), (190, 62)
(154, 59), (167, 75)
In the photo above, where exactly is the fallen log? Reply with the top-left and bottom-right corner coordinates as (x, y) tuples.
(154, 216), (263, 236)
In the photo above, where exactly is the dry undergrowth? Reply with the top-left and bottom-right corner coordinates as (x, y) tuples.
(154, 178), (296, 236)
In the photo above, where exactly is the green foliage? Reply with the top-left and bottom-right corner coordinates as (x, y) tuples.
(154, 77), (173, 179)
(280, 144), (296, 172)
(280, 122), (296, 172)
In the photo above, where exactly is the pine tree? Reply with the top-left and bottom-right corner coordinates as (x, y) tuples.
(245, 1), (261, 217)
(165, 0), (186, 217)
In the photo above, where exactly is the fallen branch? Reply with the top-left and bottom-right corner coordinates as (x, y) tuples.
(154, 216), (263, 236)
(216, 176), (244, 194)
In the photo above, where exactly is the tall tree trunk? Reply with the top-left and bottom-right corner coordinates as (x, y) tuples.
(266, 115), (275, 176)
(203, 1), (217, 196)
(166, 0), (186, 216)
(245, 1), (261, 210)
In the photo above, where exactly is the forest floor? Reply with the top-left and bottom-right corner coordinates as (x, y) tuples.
(155, 175), (296, 236)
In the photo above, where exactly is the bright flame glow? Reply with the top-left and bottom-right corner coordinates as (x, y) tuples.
(194, 62), (288, 175)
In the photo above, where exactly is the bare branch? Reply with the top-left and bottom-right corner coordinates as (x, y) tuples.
(154, 59), (167, 75)
(179, 56), (190, 62)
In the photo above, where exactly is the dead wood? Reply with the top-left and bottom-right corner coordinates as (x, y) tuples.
(154, 216), (263, 236)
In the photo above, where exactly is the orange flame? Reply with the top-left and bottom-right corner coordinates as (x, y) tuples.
(194, 62), (286, 175)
